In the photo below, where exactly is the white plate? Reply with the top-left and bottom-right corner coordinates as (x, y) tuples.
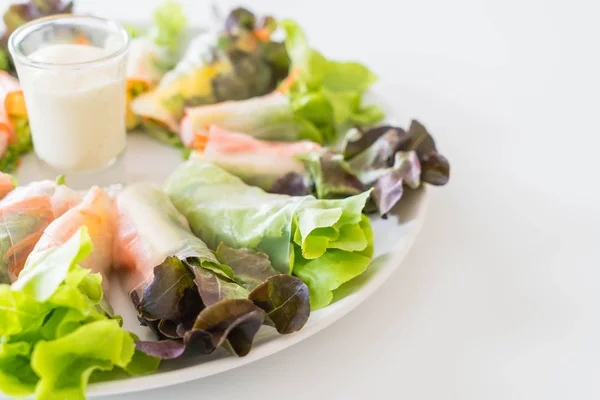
(14, 131), (428, 397)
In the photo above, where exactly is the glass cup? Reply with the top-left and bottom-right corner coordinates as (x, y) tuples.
(9, 15), (130, 189)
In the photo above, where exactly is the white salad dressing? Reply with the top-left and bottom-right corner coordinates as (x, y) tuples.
(18, 44), (127, 172)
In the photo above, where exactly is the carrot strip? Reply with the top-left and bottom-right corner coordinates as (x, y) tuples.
(192, 134), (209, 152)
(277, 67), (301, 94)
(7, 231), (45, 282)
(252, 28), (271, 42)
(5, 91), (26, 118)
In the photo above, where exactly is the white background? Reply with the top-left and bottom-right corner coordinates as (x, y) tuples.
(72, 0), (600, 398)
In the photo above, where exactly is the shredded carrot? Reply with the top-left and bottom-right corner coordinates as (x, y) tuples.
(277, 67), (301, 94)
(252, 28), (271, 43)
(192, 134), (209, 152)
(7, 231), (45, 282)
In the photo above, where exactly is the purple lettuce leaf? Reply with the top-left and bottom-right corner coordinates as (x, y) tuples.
(372, 151), (421, 217)
(270, 172), (311, 196)
(134, 257), (196, 322)
(190, 262), (249, 306)
(338, 119), (449, 215)
(215, 243), (278, 290)
(249, 275), (310, 334)
(215, 243), (310, 334)
(136, 299), (265, 359)
(403, 120), (450, 186)
(419, 152), (450, 186)
(343, 125), (409, 160)
(136, 245), (311, 359)
(300, 151), (366, 199)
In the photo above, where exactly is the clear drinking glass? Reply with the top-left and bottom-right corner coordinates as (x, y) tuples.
(9, 15), (130, 189)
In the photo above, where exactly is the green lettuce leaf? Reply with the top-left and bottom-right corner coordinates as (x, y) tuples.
(31, 320), (135, 400)
(165, 160), (373, 310)
(0, 340), (37, 397)
(294, 214), (373, 309)
(12, 227), (92, 302)
(281, 19), (384, 140)
(0, 227), (159, 399)
(151, 1), (188, 53)
(0, 119), (33, 173)
(0, 50), (8, 71)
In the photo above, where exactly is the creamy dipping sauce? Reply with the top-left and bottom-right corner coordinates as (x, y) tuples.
(19, 44), (127, 172)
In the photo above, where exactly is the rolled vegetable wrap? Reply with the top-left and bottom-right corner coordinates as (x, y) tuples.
(0, 72), (31, 171)
(125, 1), (188, 130)
(188, 125), (320, 192)
(31, 186), (116, 288)
(114, 182), (309, 357)
(0, 181), (81, 283)
(131, 7), (289, 142)
(179, 92), (323, 144)
(165, 161), (374, 310)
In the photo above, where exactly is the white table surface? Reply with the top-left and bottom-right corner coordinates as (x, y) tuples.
(75, 0), (599, 398)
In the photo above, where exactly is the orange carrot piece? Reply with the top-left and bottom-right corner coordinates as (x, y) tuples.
(252, 28), (271, 42)
(5, 91), (26, 118)
(277, 67), (301, 94)
(7, 231), (45, 282)
(192, 134), (209, 152)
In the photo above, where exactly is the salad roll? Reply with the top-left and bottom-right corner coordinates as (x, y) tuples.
(125, 1), (188, 129)
(0, 181), (81, 283)
(115, 183), (309, 357)
(31, 186), (116, 288)
(180, 92), (323, 143)
(188, 125), (320, 192)
(0, 72), (31, 171)
(165, 161), (374, 310)
(131, 8), (288, 141)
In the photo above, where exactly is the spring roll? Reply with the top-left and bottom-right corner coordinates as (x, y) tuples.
(115, 183), (309, 357)
(131, 7), (288, 140)
(115, 182), (256, 340)
(125, 2), (188, 130)
(0, 181), (81, 283)
(0, 72), (31, 171)
(165, 161), (374, 310)
(188, 125), (320, 192)
(31, 186), (115, 287)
